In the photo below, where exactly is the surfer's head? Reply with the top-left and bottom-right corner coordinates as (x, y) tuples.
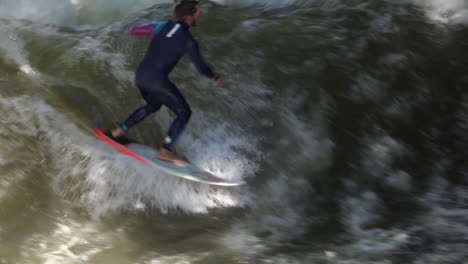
(174, 0), (200, 26)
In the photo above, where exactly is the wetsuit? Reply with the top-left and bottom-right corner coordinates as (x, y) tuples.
(121, 21), (219, 150)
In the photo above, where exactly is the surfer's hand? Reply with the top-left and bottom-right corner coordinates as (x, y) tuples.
(215, 74), (224, 87)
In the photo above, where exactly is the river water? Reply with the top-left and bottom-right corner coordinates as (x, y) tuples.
(1, 0), (467, 263)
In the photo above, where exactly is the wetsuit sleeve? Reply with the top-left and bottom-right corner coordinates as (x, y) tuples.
(129, 22), (167, 37)
(186, 38), (218, 80)
(129, 24), (155, 36)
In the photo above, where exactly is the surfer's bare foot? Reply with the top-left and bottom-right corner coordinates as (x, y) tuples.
(111, 127), (125, 138)
(158, 148), (186, 164)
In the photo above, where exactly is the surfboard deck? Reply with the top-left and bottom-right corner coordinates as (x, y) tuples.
(93, 127), (244, 186)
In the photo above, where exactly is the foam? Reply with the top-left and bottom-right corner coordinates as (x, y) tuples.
(21, 219), (115, 264)
(411, 0), (468, 25)
(0, 96), (250, 217)
(69, 36), (134, 86)
(0, 0), (171, 27)
(210, 0), (314, 9)
(0, 22), (41, 81)
(221, 106), (335, 254)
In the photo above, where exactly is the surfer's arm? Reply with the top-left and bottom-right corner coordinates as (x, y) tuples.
(186, 38), (219, 80)
(129, 22), (167, 37)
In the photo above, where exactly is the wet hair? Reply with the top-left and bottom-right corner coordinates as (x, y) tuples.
(174, 0), (199, 20)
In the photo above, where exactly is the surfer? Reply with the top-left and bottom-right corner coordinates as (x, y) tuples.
(109, 0), (223, 164)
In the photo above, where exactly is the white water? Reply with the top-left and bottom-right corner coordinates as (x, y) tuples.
(2, 0), (467, 27)
(0, 96), (250, 216)
(412, 0), (468, 25)
(0, 0), (171, 26)
(1, 0), (467, 263)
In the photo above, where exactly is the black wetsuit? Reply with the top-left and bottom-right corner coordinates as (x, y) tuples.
(121, 21), (218, 150)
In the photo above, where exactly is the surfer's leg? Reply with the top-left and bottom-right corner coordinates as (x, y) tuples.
(152, 79), (190, 164)
(111, 89), (162, 138)
(111, 104), (160, 138)
(158, 80), (191, 151)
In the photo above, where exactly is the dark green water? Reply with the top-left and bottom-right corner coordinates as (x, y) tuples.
(1, 0), (468, 263)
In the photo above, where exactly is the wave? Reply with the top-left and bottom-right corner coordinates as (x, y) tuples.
(211, 0), (316, 8)
(411, 0), (468, 25)
(1, 0), (468, 262)
(0, 0), (171, 27)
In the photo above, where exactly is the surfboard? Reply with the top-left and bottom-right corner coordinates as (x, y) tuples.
(93, 127), (244, 186)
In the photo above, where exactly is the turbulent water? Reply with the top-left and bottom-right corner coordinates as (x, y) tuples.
(1, 0), (468, 263)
